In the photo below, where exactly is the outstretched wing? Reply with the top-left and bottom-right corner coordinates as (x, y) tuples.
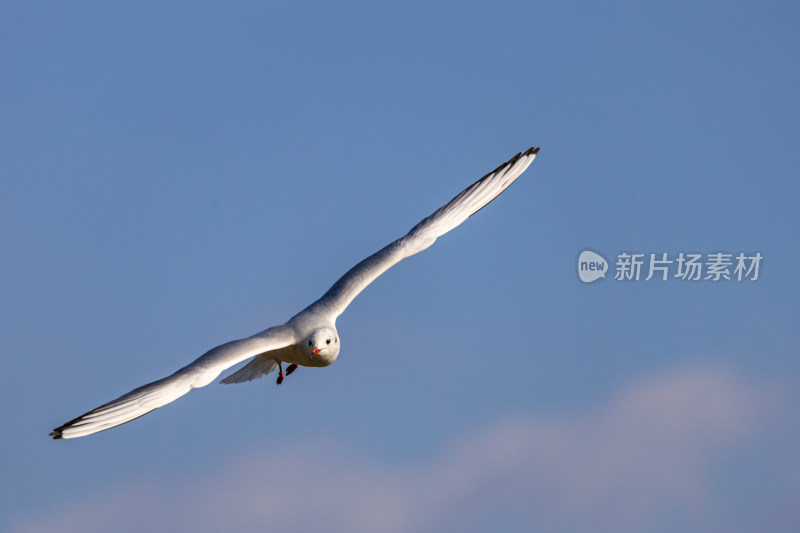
(308, 147), (539, 319)
(49, 325), (296, 439)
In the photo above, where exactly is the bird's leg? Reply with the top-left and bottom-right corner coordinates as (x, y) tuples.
(286, 364), (298, 376)
(276, 363), (285, 385)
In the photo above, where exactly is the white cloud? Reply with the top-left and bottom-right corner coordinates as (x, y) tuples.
(15, 365), (787, 533)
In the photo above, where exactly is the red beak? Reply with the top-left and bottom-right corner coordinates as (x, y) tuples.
(313, 347), (321, 355)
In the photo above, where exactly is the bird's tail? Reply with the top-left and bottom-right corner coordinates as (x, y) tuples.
(220, 355), (280, 384)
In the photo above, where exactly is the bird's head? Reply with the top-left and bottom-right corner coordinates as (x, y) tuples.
(305, 327), (340, 364)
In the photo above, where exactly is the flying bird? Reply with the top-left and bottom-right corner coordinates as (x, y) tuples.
(50, 147), (540, 439)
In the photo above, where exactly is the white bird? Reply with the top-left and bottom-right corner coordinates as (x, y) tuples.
(50, 147), (540, 439)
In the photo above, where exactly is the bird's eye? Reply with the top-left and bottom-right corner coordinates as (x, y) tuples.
(326, 338), (331, 345)
(308, 340), (313, 347)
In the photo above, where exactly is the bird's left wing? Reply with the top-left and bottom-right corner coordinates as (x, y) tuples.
(50, 325), (296, 439)
(308, 147), (539, 319)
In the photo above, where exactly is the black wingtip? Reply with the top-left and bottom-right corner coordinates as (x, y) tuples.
(49, 429), (63, 440)
(480, 146), (540, 181)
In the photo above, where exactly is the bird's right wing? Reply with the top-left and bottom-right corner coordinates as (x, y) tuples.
(308, 147), (539, 319)
(49, 325), (296, 439)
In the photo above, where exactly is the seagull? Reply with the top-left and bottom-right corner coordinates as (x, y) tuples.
(50, 147), (540, 439)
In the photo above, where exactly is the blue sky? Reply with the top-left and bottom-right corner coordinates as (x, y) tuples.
(2, 1), (799, 532)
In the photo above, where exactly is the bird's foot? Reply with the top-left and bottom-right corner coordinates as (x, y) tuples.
(286, 364), (298, 376)
(276, 363), (285, 385)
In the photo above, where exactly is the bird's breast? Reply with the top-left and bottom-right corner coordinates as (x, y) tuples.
(281, 343), (339, 368)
